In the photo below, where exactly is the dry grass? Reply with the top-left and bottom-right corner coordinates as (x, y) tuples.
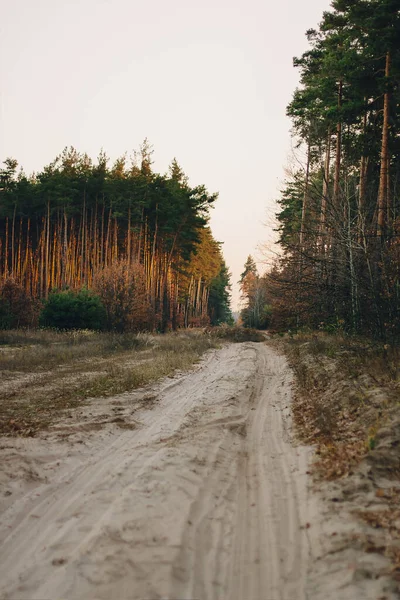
(0, 330), (152, 372)
(277, 331), (400, 587)
(278, 331), (400, 480)
(0, 329), (219, 436)
(287, 331), (400, 382)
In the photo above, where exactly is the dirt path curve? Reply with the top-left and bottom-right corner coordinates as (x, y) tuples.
(0, 342), (314, 600)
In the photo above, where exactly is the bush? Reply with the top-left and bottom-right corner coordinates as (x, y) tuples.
(93, 260), (150, 332)
(0, 278), (40, 329)
(39, 289), (106, 330)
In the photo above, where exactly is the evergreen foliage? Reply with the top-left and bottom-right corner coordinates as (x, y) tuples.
(267, 0), (400, 340)
(239, 256), (271, 329)
(208, 261), (234, 325)
(39, 289), (107, 330)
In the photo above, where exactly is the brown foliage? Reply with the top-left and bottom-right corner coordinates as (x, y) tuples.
(93, 260), (150, 332)
(0, 278), (40, 328)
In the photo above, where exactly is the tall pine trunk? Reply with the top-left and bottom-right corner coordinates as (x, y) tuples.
(377, 52), (391, 237)
(333, 80), (343, 210)
(299, 138), (311, 249)
(320, 127), (331, 233)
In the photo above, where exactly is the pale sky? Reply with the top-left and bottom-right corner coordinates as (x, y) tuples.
(1, 0), (332, 310)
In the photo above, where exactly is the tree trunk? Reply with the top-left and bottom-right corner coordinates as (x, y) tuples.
(11, 204), (16, 277)
(299, 138), (311, 249)
(377, 51), (391, 237)
(333, 80), (343, 209)
(45, 203), (50, 297)
(320, 127), (331, 233)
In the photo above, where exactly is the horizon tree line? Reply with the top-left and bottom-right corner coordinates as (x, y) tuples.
(0, 141), (232, 330)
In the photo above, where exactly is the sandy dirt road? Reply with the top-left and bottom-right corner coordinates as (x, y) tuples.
(0, 342), (392, 600)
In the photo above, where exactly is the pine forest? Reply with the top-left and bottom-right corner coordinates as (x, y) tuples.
(239, 0), (400, 341)
(0, 142), (232, 331)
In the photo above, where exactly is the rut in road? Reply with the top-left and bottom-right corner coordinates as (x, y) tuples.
(0, 342), (312, 600)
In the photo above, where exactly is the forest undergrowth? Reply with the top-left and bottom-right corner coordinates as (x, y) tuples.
(280, 331), (400, 581)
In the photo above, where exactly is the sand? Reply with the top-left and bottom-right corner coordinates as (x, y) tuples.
(0, 342), (397, 599)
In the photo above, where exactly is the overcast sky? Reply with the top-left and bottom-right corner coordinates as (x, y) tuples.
(1, 0), (332, 309)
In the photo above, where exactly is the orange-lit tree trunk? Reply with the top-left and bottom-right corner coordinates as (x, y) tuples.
(320, 127), (331, 237)
(299, 137), (311, 249)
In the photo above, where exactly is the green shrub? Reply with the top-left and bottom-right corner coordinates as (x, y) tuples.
(39, 289), (106, 330)
(0, 301), (12, 329)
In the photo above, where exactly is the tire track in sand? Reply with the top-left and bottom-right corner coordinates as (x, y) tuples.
(170, 344), (312, 600)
